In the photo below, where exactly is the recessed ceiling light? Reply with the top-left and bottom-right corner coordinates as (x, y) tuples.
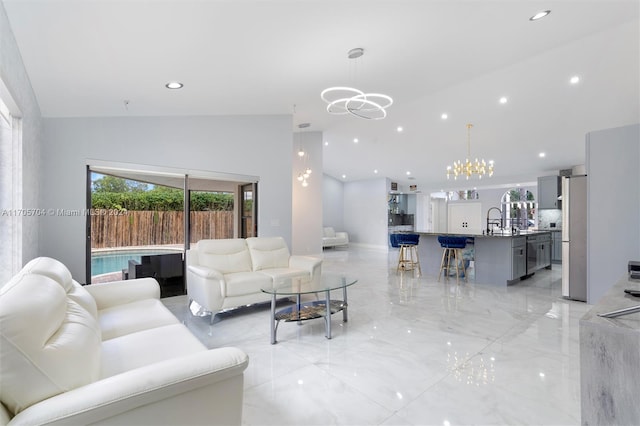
(441, 113), (448, 120)
(341, 174), (347, 179)
(406, 171), (411, 175)
(165, 81), (183, 89)
(353, 138), (359, 143)
(397, 126), (403, 133)
(530, 10), (551, 21)
(539, 152), (546, 158)
(324, 141), (329, 146)
(499, 97), (508, 104)
(570, 75), (580, 84)
(374, 169), (378, 174)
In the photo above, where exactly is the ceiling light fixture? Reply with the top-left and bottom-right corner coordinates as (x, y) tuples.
(446, 124), (494, 180)
(499, 97), (508, 104)
(570, 75), (580, 84)
(441, 113), (448, 120)
(295, 123), (312, 187)
(530, 10), (551, 21)
(321, 48), (393, 120)
(165, 81), (183, 89)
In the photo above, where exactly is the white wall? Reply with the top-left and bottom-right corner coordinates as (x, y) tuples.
(343, 178), (388, 249)
(0, 3), (42, 281)
(322, 174), (344, 230)
(586, 123), (640, 304)
(292, 131), (322, 256)
(41, 115), (293, 282)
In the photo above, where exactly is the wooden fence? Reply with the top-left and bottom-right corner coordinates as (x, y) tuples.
(91, 210), (234, 248)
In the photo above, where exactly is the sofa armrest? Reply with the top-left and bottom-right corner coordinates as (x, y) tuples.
(85, 278), (161, 310)
(335, 232), (349, 242)
(187, 265), (224, 280)
(289, 256), (322, 280)
(186, 265), (226, 313)
(9, 347), (249, 426)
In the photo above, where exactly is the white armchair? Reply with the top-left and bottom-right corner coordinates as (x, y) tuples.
(322, 227), (349, 248)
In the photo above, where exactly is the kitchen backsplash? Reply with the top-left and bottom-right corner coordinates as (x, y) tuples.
(538, 209), (562, 229)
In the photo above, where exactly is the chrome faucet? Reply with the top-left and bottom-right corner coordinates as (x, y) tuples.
(486, 207), (503, 234)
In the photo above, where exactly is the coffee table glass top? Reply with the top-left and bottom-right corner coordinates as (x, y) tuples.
(260, 274), (357, 296)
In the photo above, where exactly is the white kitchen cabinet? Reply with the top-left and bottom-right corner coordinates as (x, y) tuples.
(447, 202), (482, 234)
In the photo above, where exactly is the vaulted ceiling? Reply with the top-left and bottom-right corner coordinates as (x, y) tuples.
(3, 0), (639, 191)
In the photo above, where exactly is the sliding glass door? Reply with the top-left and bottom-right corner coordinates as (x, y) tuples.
(86, 164), (258, 288)
(240, 183), (257, 238)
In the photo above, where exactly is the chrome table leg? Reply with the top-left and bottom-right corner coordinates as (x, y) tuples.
(325, 289), (331, 339)
(270, 294), (277, 344)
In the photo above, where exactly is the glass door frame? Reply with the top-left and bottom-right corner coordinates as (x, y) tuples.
(85, 161), (259, 284)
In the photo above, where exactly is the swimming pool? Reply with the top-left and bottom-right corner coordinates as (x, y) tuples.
(91, 249), (183, 276)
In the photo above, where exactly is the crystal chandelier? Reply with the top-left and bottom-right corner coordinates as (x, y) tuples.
(446, 124), (494, 180)
(321, 48), (393, 120)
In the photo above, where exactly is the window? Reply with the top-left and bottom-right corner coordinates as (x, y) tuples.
(501, 189), (535, 230)
(0, 94), (22, 285)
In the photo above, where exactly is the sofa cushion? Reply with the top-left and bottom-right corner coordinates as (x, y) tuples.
(224, 271), (272, 297)
(323, 227), (336, 238)
(197, 239), (253, 274)
(246, 237), (290, 271)
(98, 298), (180, 341)
(0, 273), (101, 415)
(100, 323), (206, 378)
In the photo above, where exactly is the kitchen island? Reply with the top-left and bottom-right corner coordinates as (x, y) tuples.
(413, 231), (552, 285)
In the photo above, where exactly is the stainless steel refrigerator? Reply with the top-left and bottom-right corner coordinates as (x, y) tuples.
(561, 175), (587, 301)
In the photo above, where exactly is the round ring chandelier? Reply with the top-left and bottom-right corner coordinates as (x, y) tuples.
(320, 49), (393, 120)
(321, 87), (393, 120)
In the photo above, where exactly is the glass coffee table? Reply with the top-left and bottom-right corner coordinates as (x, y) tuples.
(261, 274), (358, 344)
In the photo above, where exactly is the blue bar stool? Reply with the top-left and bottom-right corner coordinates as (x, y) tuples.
(437, 236), (468, 283)
(396, 234), (421, 275)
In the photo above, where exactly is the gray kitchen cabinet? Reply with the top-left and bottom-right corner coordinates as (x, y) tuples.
(539, 238), (551, 269)
(474, 236), (527, 284)
(511, 237), (527, 280)
(526, 232), (552, 273)
(538, 175), (562, 209)
(551, 230), (562, 263)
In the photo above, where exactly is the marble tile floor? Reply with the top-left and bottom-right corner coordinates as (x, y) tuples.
(162, 246), (592, 426)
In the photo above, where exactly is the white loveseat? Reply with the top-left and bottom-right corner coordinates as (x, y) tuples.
(0, 257), (249, 426)
(322, 227), (349, 248)
(186, 237), (322, 322)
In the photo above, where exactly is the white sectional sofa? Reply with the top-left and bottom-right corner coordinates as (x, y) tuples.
(322, 227), (349, 248)
(186, 237), (322, 322)
(0, 257), (249, 426)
